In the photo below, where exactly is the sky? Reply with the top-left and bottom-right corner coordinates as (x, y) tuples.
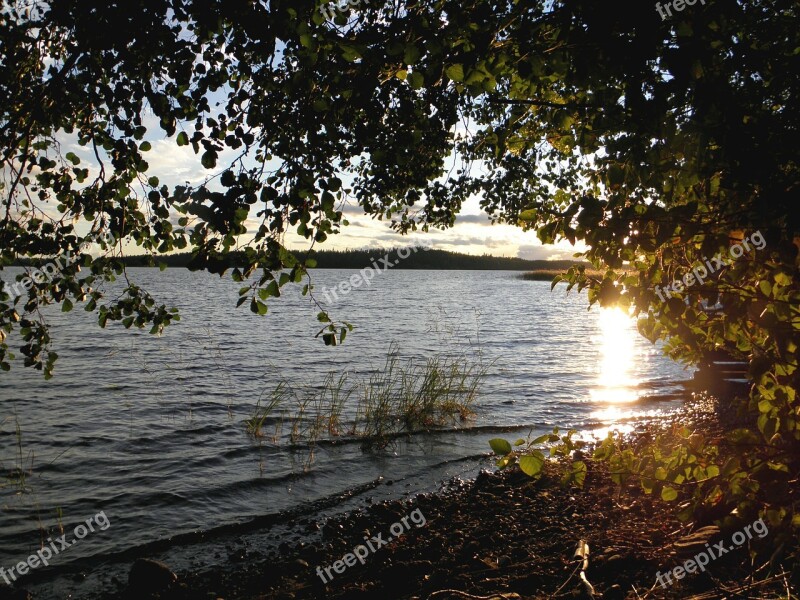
(53, 113), (582, 262)
(137, 114), (582, 261)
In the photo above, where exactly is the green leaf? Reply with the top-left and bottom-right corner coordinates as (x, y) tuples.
(489, 438), (513, 455)
(65, 152), (80, 165)
(340, 45), (361, 62)
(62, 298), (73, 313)
(520, 453), (545, 477)
(570, 461), (587, 487)
(266, 280), (280, 297)
(661, 486), (678, 501)
(177, 132), (189, 146)
(140, 141), (152, 152)
(250, 298), (268, 315)
(445, 64), (465, 82)
(403, 45), (421, 64)
(774, 271), (792, 286)
(201, 151), (217, 169)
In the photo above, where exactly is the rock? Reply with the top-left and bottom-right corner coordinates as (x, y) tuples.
(673, 526), (721, 557)
(128, 558), (178, 595)
(606, 554), (624, 566)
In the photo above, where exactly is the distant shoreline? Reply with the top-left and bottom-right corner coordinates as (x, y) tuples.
(8, 248), (588, 273)
(519, 268), (605, 281)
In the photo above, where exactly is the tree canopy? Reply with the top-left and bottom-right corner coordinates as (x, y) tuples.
(1, 0), (799, 554)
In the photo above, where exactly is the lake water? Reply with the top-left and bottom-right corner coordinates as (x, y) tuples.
(0, 268), (691, 596)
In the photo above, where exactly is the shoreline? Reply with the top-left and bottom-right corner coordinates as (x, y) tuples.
(3, 391), (790, 600)
(78, 395), (788, 600)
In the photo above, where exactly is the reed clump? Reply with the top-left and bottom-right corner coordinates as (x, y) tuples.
(244, 347), (487, 449)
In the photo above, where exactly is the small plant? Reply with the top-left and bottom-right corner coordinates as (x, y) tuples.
(245, 345), (488, 454)
(311, 372), (351, 437)
(490, 427), (588, 486)
(245, 381), (290, 438)
(356, 349), (486, 448)
(358, 351), (401, 444)
(1, 413), (34, 494)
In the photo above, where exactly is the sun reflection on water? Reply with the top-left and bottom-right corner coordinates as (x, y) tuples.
(590, 307), (641, 406)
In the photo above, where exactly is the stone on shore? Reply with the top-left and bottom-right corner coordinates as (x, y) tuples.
(128, 558), (178, 595)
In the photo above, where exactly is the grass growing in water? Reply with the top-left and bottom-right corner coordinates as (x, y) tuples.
(244, 346), (487, 449)
(244, 381), (290, 438)
(1, 412), (34, 494)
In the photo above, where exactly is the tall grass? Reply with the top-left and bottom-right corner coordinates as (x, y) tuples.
(0, 412), (33, 493)
(244, 346), (488, 450)
(244, 381), (290, 439)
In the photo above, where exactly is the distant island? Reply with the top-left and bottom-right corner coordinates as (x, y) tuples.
(12, 248), (588, 274)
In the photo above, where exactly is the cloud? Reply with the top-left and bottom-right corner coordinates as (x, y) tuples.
(516, 244), (579, 261)
(439, 235), (504, 248)
(340, 203), (365, 215)
(144, 138), (215, 185)
(455, 213), (492, 225)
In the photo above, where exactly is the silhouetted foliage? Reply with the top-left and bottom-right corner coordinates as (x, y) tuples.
(1, 0), (798, 562)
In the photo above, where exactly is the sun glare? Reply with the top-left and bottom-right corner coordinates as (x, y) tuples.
(589, 307), (640, 405)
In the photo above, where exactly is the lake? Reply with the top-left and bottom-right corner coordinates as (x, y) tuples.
(0, 268), (691, 596)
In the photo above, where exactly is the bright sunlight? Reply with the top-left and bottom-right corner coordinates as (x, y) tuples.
(590, 307), (641, 405)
